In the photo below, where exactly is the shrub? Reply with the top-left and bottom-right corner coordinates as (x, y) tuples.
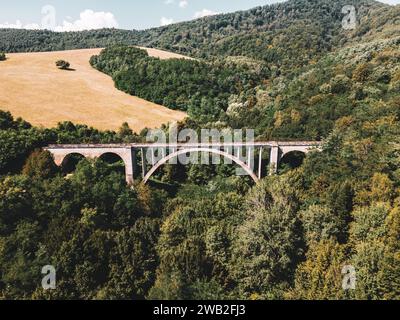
(56, 60), (70, 70)
(352, 63), (373, 82)
(330, 75), (351, 94)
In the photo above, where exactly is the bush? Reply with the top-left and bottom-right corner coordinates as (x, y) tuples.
(56, 60), (70, 70)
(22, 149), (59, 179)
(0, 52), (6, 61)
(330, 75), (351, 94)
(352, 63), (373, 82)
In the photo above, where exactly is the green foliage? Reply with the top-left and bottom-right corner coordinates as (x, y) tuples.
(0, 52), (6, 61)
(90, 46), (266, 119)
(231, 176), (303, 298)
(0, 176), (33, 236)
(99, 217), (160, 299)
(300, 205), (343, 244)
(0, 158), (163, 299)
(147, 271), (187, 300)
(22, 150), (59, 180)
(0, 28), (139, 53)
(288, 239), (350, 300)
(187, 165), (215, 185)
(351, 203), (391, 243)
(118, 122), (134, 140)
(378, 207), (400, 299)
(350, 203), (392, 299)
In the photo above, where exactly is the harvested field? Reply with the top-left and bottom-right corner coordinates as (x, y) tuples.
(0, 48), (188, 131)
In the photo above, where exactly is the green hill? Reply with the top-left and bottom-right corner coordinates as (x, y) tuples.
(1, 1), (394, 66)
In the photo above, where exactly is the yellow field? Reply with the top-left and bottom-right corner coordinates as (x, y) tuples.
(0, 48), (188, 131)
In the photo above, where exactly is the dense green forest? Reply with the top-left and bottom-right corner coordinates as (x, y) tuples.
(0, 28), (139, 53)
(90, 46), (268, 120)
(1, 0), (400, 300)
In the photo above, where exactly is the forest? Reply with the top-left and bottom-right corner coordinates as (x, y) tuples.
(1, 0), (400, 300)
(90, 46), (268, 120)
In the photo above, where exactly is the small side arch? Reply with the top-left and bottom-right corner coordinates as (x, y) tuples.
(98, 152), (127, 175)
(59, 152), (86, 174)
(143, 147), (259, 184)
(279, 150), (307, 171)
(99, 152), (126, 164)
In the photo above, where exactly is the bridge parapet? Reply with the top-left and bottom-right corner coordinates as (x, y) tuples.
(46, 141), (321, 149)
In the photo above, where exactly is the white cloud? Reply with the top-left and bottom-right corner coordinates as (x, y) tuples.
(160, 17), (174, 26)
(193, 9), (219, 19)
(0, 9), (118, 32)
(0, 20), (40, 29)
(24, 23), (42, 30)
(179, 0), (188, 8)
(0, 20), (23, 29)
(380, 0), (400, 4)
(54, 10), (118, 32)
(164, 0), (175, 4)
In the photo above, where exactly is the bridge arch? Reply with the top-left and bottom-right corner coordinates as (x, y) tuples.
(60, 152), (86, 173)
(143, 147), (259, 184)
(99, 152), (126, 164)
(98, 152), (127, 176)
(279, 150), (307, 171)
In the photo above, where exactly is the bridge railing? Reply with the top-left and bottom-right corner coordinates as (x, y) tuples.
(46, 141), (322, 149)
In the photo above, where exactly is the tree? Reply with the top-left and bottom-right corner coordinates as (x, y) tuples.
(0, 221), (43, 298)
(22, 149), (59, 179)
(118, 122), (133, 139)
(350, 203), (392, 299)
(300, 204), (343, 244)
(232, 175), (303, 298)
(0, 176), (33, 236)
(288, 239), (350, 300)
(188, 164), (215, 185)
(352, 63), (372, 82)
(378, 207), (400, 299)
(56, 60), (71, 70)
(102, 218), (160, 299)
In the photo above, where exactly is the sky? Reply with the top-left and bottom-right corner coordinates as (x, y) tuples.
(0, 0), (398, 31)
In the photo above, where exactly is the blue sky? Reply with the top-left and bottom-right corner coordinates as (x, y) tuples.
(0, 0), (398, 31)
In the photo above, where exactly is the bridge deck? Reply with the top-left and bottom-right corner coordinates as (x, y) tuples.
(46, 141), (322, 149)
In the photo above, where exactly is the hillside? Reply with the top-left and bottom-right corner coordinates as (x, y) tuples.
(1, 1), (395, 71)
(1, 0), (397, 133)
(0, 48), (186, 131)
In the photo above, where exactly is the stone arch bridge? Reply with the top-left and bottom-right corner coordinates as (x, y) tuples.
(45, 141), (321, 185)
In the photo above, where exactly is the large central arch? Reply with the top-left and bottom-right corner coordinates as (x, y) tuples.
(143, 147), (260, 184)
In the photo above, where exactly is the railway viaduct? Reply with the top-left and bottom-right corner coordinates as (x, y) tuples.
(45, 141), (322, 184)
